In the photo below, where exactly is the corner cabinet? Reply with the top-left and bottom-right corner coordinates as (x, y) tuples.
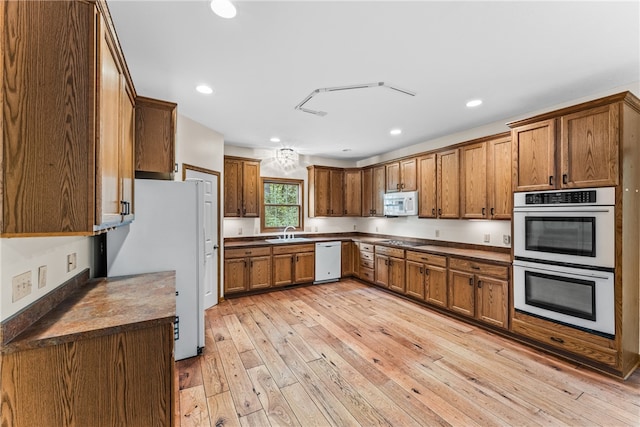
(135, 96), (177, 177)
(362, 166), (386, 217)
(1, 0), (136, 236)
(224, 156), (261, 218)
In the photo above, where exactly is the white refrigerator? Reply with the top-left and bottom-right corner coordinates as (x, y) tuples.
(107, 179), (205, 360)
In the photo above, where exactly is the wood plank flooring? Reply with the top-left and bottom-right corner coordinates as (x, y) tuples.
(176, 280), (640, 426)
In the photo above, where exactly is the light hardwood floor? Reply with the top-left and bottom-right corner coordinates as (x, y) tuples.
(176, 279), (640, 426)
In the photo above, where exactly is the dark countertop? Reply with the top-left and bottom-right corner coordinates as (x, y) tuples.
(2, 271), (176, 354)
(225, 235), (511, 265)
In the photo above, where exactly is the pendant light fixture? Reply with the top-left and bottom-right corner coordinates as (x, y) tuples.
(210, 0), (236, 19)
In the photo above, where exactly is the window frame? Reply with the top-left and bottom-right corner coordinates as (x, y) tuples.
(260, 177), (305, 233)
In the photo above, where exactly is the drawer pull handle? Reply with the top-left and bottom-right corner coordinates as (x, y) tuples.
(477, 280), (482, 288)
(550, 336), (565, 344)
(468, 278), (473, 286)
(471, 265), (480, 270)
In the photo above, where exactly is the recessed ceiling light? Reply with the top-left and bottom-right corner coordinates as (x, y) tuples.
(270, 137), (281, 143)
(390, 129), (402, 136)
(210, 0), (236, 19)
(196, 85), (213, 94)
(466, 99), (483, 107)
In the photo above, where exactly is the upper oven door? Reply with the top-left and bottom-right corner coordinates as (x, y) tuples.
(513, 205), (615, 268)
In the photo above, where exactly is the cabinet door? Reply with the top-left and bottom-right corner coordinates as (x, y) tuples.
(97, 18), (123, 227)
(224, 159), (242, 217)
(375, 254), (389, 287)
(329, 169), (344, 216)
(134, 97), (176, 174)
(476, 275), (508, 329)
(120, 80), (135, 222)
(388, 257), (406, 293)
(372, 166), (386, 216)
(224, 258), (247, 293)
(314, 168), (331, 216)
(405, 261), (425, 300)
(561, 104), (619, 188)
(418, 154), (437, 218)
(343, 169), (362, 216)
(425, 265), (447, 308)
(273, 254), (294, 287)
(437, 149), (460, 219)
(294, 252), (315, 283)
(341, 242), (354, 276)
(460, 142), (487, 219)
(242, 161), (260, 217)
(362, 168), (373, 217)
(487, 135), (512, 220)
(386, 162), (400, 192)
(512, 119), (556, 191)
(249, 255), (271, 290)
(448, 270), (475, 317)
(400, 158), (418, 191)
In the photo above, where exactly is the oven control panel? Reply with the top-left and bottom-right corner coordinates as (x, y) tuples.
(525, 190), (596, 205)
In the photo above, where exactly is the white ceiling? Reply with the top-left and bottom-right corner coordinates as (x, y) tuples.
(108, 1), (639, 161)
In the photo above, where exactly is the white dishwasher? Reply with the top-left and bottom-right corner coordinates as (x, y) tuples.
(315, 241), (342, 284)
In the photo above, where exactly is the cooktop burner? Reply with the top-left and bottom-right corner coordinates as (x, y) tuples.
(378, 240), (422, 247)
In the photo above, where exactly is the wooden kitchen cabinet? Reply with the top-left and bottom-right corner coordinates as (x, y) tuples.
(224, 247), (272, 293)
(362, 166), (386, 217)
(135, 96), (177, 176)
(224, 156), (261, 217)
(356, 242), (375, 283)
(0, 1), (136, 236)
(511, 119), (557, 191)
(341, 241), (356, 277)
(374, 245), (405, 292)
(308, 166), (343, 217)
(448, 257), (509, 329)
(460, 142), (487, 219)
(405, 251), (448, 306)
(486, 134), (512, 219)
(386, 158), (417, 192)
(418, 154), (437, 218)
(272, 244), (314, 287)
(437, 148), (460, 219)
(343, 169), (362, 216)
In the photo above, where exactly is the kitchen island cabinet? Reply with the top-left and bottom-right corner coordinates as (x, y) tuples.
(0, 271), (176, 426)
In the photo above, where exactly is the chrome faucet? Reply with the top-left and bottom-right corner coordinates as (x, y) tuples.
(283, 226), (295, 240)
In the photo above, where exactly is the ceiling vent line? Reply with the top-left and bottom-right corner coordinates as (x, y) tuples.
(294, 81), (416, 117)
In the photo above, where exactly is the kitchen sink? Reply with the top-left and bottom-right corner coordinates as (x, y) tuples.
(264, 237), (312, 244)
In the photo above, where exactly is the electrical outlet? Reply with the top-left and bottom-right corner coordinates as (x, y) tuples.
(484, 234), (491, 243)
(67, 253), (77, 272)
(435, 229), (440, 238)
(353, 224), (357, 230)
(12, 271), (32, 302)
(503, 235), (511, 245)
(38, 265), (47, 288)
(238, 227), (243, 235)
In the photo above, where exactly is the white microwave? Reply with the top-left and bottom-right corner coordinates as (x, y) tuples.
(383, 191), (418, 216)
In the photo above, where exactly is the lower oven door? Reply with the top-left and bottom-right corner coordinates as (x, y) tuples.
(513, 260), (615, 336)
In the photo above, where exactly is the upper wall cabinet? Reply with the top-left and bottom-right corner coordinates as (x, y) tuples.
(343, 169), (362, 216)
(509, 94), (633, 192)
(386, 158), (417, 192)
(308, 166), (344, 217)
(417, 154), (437, 218)
(437, 149), (460, 219)
(1, 0), (136, 236)
(135, 97), (177, 178)
(224, 156), (260, 218)
(362, 165), (386, 217)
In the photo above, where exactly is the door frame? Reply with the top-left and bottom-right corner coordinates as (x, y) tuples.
(182, 163), (222, 303)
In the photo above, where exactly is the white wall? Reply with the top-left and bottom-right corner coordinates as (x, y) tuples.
(0, 236), (92, 321)
(174, 115), (225, 181)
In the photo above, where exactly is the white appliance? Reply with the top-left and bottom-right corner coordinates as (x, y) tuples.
(513, 187), (615, 268)
(513, 259), (615, 336)
(383, 191), (418, 216)
(315, 241), (341, 283)
(107, 179), (205, 360)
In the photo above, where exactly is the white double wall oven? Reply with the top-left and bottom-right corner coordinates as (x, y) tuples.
(513, 187), (616, 337)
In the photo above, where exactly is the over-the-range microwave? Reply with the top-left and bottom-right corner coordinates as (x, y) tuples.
(383, 191), (418, 216)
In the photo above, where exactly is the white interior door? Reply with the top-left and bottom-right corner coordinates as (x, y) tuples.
(185, 168), (220, 309)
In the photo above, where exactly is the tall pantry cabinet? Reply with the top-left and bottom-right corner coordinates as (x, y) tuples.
(0, 0), (135, 236)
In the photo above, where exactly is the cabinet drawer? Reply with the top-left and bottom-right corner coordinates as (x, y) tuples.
(405, 251), (447, 267)
(512, 317), (617, 366)
(272, 244), (315, 255)
(360, 259), (374, 269)
(449, 257), (508, 279)
(360, 251), (374, 262)
(359, 243), (374, 252)
(225, 247), (271, 259)
(359, 267), (375, 283)
(375, 245), (404, 258)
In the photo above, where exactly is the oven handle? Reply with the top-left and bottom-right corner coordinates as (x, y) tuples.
(514, 209), (612, 214)
(513, 261), (614, 280)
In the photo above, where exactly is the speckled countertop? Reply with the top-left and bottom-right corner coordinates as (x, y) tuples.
(2, 271), (176, 354)
(225, 235), (511, 264)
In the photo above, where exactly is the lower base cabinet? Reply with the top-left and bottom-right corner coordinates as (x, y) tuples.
(1, 324), (173, 426)
(224, 247), (272, 293)
(272, 244), (315, 287)
(405, 251), (448, 307)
